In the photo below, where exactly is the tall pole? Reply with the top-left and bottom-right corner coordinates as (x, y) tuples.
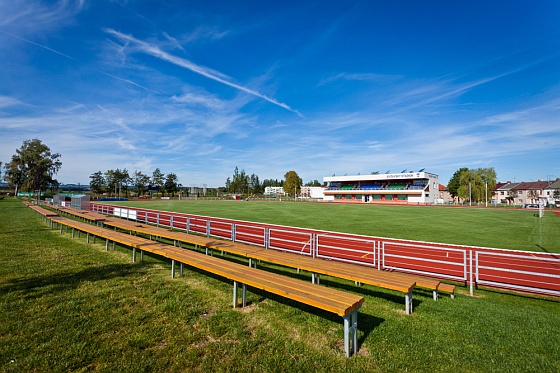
(485, 182), (488, 207)
(469, 182), (472, 207)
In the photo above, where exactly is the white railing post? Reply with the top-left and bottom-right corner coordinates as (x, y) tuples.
(470, 250), (474, 296)
(265, 228), (269, 250)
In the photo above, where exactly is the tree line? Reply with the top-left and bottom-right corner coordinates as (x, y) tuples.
(89, 168), (180, 197)
(224, 167), (321, 196)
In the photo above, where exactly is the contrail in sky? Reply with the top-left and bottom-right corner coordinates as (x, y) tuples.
(105, 28), (302, 117)
(1, 29), (163, 95)
(0, 29), (77, 61)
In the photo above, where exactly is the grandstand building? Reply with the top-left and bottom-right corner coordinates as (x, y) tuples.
(323, 171), (439, 205)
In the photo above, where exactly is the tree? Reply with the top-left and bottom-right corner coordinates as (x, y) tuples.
(228, 166), (248, 195)
(132, 170), (150, 196)
(305, 179), (321, 187)
(104, 168), (129, 197)
(89, 171), (105, 195)
(450, 167), (496, 204)
(4, 139), (62, 196)
(283, 170), (302, 199)
(447, 167), (469, 199)
(249, 173), (261, 195)
(164, 173), (180, 196)
(152, 168), (165, 192)
(527, 189), (540, 204)
(507, 189), (518, 205)
(477, 167), (497, 204)
(225, 176), (231, 194)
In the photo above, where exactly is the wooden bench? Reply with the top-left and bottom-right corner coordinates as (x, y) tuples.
(41, 212), (365, 357)
(437, 283), (456, 298)
(50, 205), (108, 225)
(26, 203), (64, 227)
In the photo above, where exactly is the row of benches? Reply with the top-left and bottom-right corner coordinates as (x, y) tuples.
(48, 203), (456, 305)
(26, 203), (364, 357)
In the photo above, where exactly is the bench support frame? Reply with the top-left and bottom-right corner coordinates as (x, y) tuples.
(405, 291), (413, 315)
(343, 305), (361, 357)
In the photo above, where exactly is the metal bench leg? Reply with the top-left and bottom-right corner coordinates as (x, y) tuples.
(233, 281), (238, 308)
(140, 250), (144, 262)
(242, 284), (247, 307)
(405, 291), (413, 315)
(171, 259), (175, 278)
(87, 233), (90, 244)
(343, 306), (360, 357)
(433, 290), (438, 301)
(133, 248), (136, 263)
(180, 263), (183, 276)
(312, 273), (319, 284)
(105, 239), (109, 251)
(72, 228), (75, 238)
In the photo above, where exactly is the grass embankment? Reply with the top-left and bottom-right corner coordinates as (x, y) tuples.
(115, 200), (560, 252)
(1, 198), (559, 372)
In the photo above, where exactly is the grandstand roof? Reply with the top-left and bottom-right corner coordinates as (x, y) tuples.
(324, 171), (437, 183)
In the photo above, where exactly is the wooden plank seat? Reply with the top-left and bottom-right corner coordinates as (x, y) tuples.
(26, 204), (64, 227)
(392, 273), (456, 299)
(44, 214), (365, 357)
(437, 283), (456, 298)
(49, 205), (108, 224)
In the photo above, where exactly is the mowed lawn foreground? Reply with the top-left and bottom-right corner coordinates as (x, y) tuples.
(0, 198), (559, 372)
(114, 199), (560, 252)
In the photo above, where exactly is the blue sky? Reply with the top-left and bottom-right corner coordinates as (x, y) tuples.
(1, 1), (559, 187)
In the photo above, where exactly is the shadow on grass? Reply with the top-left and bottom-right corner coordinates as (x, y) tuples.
(176, 267), (384, 346)
(1, 263), (156, 300)
(245, 286), (384, 348)
(164, 262), (384, 351)
(476, 284), (560, 304)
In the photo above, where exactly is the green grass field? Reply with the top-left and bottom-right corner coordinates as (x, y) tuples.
(1, 198), (559, 372)
(113, 199), (560, 253)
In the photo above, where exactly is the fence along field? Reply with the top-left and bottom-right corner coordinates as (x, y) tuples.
(91, 203), (560, 297)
